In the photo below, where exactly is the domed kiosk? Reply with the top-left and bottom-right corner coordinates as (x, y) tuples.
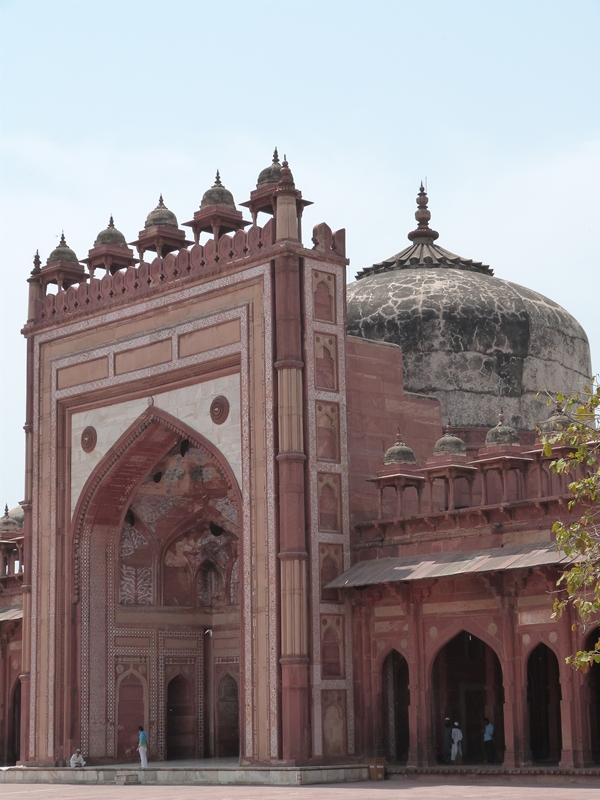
(346, 185), (591, 431)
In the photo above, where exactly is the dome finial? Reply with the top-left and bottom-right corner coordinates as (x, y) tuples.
(407, 183), (439, 243)
(158, 194), (165, 207)
(214, 170), (222, 187)
(60, 231), (67, 247)
(279, 155), (294, 186)
(108, 215), (115, 228)
(273, 147), (279, 163)
(3, 504), (8, 518)
(32, 250), (41, 273)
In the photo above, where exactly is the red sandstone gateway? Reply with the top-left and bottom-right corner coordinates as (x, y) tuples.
(5, 156), (597, 773)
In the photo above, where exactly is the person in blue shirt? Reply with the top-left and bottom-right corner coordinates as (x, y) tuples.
(138, 725), (148, 768)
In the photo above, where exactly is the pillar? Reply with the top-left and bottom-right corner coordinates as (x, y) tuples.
(274, 240), (309, 762)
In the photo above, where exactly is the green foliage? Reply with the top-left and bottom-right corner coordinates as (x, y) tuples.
(542, 378), (600, 672)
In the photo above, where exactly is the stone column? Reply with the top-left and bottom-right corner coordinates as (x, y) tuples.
(274, 243), (309, 763)
(19, 268), (40, 764)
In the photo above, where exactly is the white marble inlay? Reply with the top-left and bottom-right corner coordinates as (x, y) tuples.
(71, 373), (241, 516)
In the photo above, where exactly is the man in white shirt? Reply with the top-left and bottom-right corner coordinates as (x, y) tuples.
(483, 717), (494, 763)
(69, 749), (86, 768)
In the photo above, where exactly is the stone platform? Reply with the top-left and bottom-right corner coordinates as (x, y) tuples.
(0, 758), (369, 786)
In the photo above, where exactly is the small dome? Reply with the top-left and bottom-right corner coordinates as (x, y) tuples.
(47, 232), (79, 265)
(433, 427), (467, 456)
(538, 402), (572, 435)
(485, 411), (520, 446)
(8, 505), (23, 527)
(201, 171), (236, 209)
(144, 195), (178, 229)
(383, 429), (417, 465)
(0, 505), (18, 533)
(94, 216), (127, 247)
(257, 148), (287, 187)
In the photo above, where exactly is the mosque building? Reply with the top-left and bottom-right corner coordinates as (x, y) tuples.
(3, 151), (599, 771)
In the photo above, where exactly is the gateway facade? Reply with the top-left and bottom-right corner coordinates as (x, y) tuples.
(6, 155), (599, 767)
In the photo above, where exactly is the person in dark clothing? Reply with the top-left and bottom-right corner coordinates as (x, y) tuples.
(442, 717), (453, 763)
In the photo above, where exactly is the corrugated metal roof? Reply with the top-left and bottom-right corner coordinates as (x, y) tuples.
(327, 542), (571, 589)
(0, 606), (23, 623)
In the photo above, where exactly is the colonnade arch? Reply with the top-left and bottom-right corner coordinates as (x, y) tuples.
(431, 630), (504, 764)
(584, 628), (600, 763)
(526, 643), (562, 763)
(381, 649), (409, 763)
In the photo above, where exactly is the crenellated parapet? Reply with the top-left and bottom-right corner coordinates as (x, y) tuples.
(31, 219), (277, 327)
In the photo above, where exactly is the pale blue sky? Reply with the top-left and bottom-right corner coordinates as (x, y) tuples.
(1, 0), (599, 505)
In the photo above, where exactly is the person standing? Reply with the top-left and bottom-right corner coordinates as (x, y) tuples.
(483, 717), (494, 764)
(451, 721), (463, 764)
(442, 718), (453, 763)
(138, 725), (148, 768)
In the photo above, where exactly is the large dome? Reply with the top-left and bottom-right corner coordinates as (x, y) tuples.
(346, 187), (591, 430)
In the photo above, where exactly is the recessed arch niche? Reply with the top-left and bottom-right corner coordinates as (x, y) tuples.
(71, 407), (242, 760)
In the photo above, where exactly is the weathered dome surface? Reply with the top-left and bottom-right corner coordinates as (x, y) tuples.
(383, 431), (416, 465)
(201, 171), (236, 209)
(485, 413), (520, 446)
(94, 216), (127, 247)
(47, 233), (79, 265)
(145, 195), (178, 229)
(347, 189), (591, 430)
(538, 402), (572, 435)
(433, 430), (467, 456)
(257, 148), (287, 187)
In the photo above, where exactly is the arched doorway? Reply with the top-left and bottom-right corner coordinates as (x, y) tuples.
(432, 631), (504, 764)
(116, 671), (145, 761)
(7, 680), (20, 765)
(73, 408), (242, 762)
(166, 674), (195, 760)
(586, 628), (600, 763)
(216, 673), (239, 757)
(527, 643), (562, 763)
(382, 650), (409, 762)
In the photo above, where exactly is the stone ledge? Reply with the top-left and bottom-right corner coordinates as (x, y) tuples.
(0, 764), (369, 786)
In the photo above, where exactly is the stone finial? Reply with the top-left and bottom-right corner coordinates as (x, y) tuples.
(3, 504), (8, 518)
(59, 231), (67, 247)
(407, 183), (439, 243)
(272, 147), (279, 163)
(214, 170), (222, 187)
(158, 194), (165, 207)
(279, 155), (294, 186)
(32, 250), (41, 274)
(108, 215), (115, 228)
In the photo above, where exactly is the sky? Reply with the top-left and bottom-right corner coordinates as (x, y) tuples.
(0, 0), (598, 506)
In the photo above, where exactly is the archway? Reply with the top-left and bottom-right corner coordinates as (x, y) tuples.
(432, 631), (504, 764)
(382, 650), (409, 763)
(71, 408), (242, 761)
(586, 628), (600, 763)
(216, 673), (239, 757)
(116, 671), (145, 761)
(166, 674), (195, 760)
(7, 680), (20, 765)
(527, 643), (562, 763)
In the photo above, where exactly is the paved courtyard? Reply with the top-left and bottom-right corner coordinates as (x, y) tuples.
(0, 777), (599, 800)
